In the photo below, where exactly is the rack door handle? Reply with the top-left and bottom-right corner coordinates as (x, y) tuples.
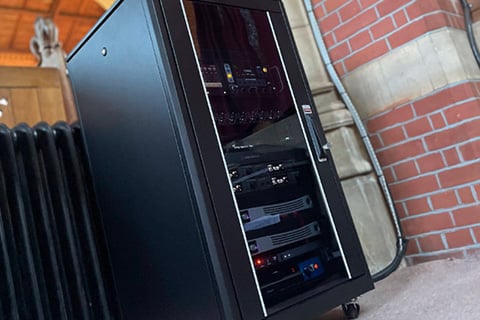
(302, 105), (329, 163)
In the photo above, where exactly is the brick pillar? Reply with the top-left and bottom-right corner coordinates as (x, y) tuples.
(313, 0), (480, 264)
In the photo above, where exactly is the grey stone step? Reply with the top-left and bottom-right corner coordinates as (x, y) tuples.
(316, 100), (346, 115)
(325, 125), (372, 179)
(319, 108), (354, 131)
(341, 173), (398, 275)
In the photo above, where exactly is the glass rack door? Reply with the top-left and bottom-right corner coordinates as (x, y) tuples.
(182, 0), (351, 308)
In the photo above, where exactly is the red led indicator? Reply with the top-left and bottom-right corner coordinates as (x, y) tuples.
(314, 263), (319, 270)
(255, 259), (263, 266)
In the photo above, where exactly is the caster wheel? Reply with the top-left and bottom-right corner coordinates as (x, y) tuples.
(342, 302), (360, 319)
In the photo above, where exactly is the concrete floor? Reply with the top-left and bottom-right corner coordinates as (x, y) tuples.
(318, 255), (480, 320)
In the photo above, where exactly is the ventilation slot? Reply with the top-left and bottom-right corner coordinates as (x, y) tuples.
(271, 222), (319, 246)
(252, 222), (321, 255)
(263, 196), (312, 215)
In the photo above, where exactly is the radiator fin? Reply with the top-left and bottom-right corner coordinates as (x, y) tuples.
(0, 122), (118, 320)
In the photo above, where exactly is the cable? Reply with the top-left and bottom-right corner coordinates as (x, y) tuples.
(461, 0), (480, 68)
(302, 0), (408, 283)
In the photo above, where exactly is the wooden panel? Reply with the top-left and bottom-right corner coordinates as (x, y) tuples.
(64, 19), (97, 52)
(10, 88), (41, 125)
(0, 0), (24, 7)
(0, 66), (61, 87)
(0, 12), (18, 47)
(37, 87), (67, 124)
(0, 88), (15, 127)
(55, 15), (75, 46)
(80, 0), (104, 16)
(59, 0), (83, 14)
(0, 67), (67, 126)
(11, 13), (37, 51)
(0, 51), (37, 67)
(25, 0), (54, 11)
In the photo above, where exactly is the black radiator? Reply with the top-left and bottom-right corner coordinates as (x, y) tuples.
(0, 122), (118, 320)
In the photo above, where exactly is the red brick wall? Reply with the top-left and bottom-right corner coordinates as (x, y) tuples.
(312, 0), (480, 263)
(472, 0), (480, 21)
(313, 0), (464, 75)
(367, 81), (480, 264)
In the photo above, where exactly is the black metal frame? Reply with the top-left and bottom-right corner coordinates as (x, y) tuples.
(67, 0), (373, 319)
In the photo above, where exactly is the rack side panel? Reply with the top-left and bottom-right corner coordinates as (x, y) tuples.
(67, 1), (222, 319)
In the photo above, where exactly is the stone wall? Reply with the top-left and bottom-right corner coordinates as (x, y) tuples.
(312, 0), (480, 264)
(283, 0), (397, 274)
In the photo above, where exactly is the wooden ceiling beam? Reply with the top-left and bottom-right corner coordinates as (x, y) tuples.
(59, 12), (99, 21)
(0, 5), (48, 15)
(8, 9), (23, 48)
(48, 0), (61, 19)
(0, 6), (99, 21)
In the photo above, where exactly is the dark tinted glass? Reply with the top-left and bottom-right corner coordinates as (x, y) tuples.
(184, 1), (348, 308)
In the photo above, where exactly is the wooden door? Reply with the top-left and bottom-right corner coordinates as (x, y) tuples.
(0, 66), (69, 128)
